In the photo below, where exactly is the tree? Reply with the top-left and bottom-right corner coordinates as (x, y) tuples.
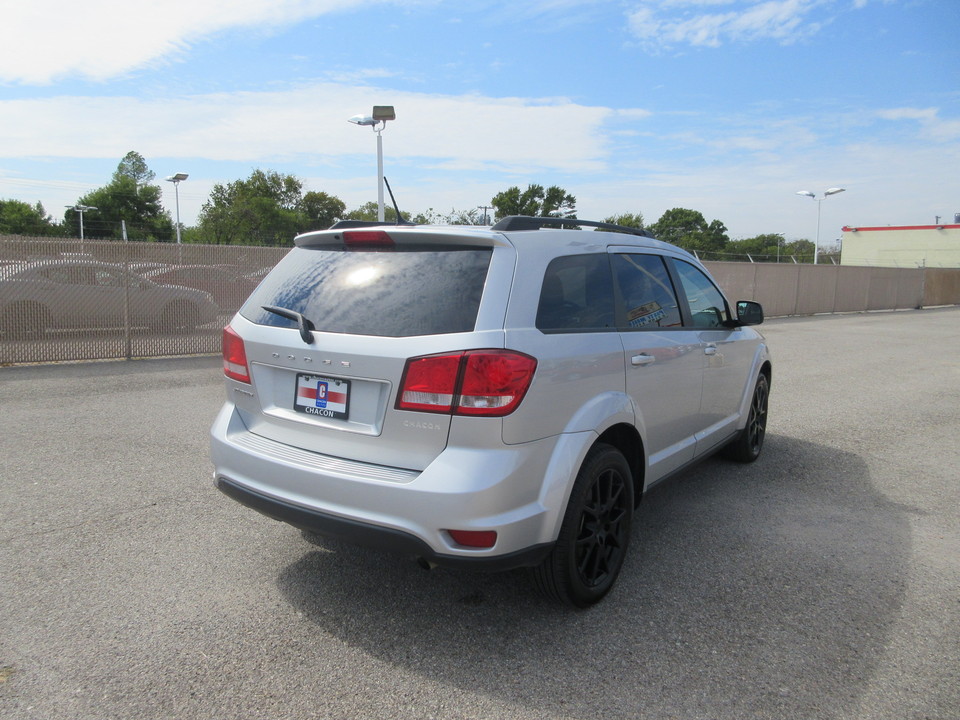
(604, 213), (645, 231)
(343, 201), (412, 224)
(728, 235), (818, 262)
(195, 169), (348, 245)
(410, 207), (485, 225)
(446, 208), (485, 225)
(491, 184), (576, 220)
(648, 208), (729, 255)
(0, 199), (62, 236)
(785, 239), (815, 261)
(726, 233), (785, 261)
(68, 152), (174, 241)
(114, 150), (155, 187)
(301, 191), (346, 230)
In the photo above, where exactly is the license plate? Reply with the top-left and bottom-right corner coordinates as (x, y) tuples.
(294, 374), (350, 420)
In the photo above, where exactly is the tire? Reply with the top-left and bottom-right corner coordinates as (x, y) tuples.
(157, 302), (199, 333)
(723, 373), (769, 463)
(533, 443), (634, 608)
(2, 302), (50, 340)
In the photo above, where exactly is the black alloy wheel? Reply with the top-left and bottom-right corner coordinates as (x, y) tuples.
(724, 372), (769, 463)
(534, 443), (634, 608)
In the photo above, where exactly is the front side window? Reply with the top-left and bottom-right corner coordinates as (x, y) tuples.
(241, 246), (492, 337)
(612, 254), (683, 329)
(675, 261), (729, 328)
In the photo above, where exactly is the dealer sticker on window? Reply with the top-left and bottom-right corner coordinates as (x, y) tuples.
(294, 374), (350, 420)
(628, 301), (666, 328)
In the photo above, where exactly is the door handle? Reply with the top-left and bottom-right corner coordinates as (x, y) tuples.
(631, 353), (655, 366)
(704, 344), (718, 356)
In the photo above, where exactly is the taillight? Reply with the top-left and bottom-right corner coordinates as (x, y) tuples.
(396, 350), (536, 417)
(222, 325), (250, 383)
(396, 353), (462, 413)
(343, 230), (395, 248)
(457, 350), (537, 416)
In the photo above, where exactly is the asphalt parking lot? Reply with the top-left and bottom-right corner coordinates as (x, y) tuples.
(2, 307), (958, 720)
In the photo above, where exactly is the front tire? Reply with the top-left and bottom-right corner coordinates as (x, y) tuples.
(724, 372), (769, 463)
(534, 444), (634, 608)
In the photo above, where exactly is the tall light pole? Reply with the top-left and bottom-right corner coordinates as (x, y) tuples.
(66, 204), (97, 241)
(348, 106), (395, 222)
(796, 188), (845, 264)
(165, 173), (189, 243)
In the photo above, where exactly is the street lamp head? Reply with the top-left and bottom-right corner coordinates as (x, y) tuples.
(165, 173), (189, 182)
(348, 114), (377, 126)
(796, 190), (815, 199)
(372, 105), (395, 122)
(824, 187), (845, 196)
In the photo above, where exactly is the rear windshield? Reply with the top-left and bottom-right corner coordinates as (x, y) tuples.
(240, 246), (492, 337)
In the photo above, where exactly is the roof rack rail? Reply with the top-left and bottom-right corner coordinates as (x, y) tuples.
(491, 215), (654, 238)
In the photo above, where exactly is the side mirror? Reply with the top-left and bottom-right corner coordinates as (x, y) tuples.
(736, 300), (764, 326)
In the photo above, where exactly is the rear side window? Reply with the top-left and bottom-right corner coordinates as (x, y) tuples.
(536, 254), (615, 333)
(612, 254), (683, 329)
(241, 246), (492, 337)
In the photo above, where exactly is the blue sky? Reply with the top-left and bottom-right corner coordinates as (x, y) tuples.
(1, 0), (958, 247)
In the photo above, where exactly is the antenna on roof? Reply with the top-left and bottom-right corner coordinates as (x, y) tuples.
(383, 176), (414, 225)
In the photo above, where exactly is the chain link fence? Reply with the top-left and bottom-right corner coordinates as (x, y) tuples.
(0, 236), (287, 364)
(3, 235), (959, 366)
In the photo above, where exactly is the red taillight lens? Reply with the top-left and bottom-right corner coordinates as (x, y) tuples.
(447, 530), (498, 548)
(222, 325), (250, 383)
(342, 230), (395, 248)
(396, 350), (536, 417)
(396, 353), (463, 413)
(457, 350), (537, 416)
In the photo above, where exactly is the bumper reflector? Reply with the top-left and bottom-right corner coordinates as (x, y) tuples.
(447, 530), (498, 548)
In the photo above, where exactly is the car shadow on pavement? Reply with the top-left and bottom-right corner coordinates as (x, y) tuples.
(276, 434), (913, 720)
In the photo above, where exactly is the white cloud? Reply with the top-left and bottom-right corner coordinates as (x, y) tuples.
(0, 83), (616, 172)
(0, 0), (385, 84)
(877, 107), (960, 141)
(627, 0), (821, 49)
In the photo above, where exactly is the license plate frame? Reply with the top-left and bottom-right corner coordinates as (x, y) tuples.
(294, 373), (350, 420)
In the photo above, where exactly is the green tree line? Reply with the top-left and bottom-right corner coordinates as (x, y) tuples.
(1, 151), (829, 262)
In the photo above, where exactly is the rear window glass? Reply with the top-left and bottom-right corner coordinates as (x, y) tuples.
(240, 246), (492, 337)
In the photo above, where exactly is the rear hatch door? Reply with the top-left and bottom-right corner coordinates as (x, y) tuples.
(231, 227), (513, 471)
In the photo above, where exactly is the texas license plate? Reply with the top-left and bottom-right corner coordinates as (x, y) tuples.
(294, 374), (350, 420)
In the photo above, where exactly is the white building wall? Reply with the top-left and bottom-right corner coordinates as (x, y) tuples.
(840, 224), (960, 268)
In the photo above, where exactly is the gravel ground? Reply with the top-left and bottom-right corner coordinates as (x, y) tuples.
(1, 307), (958, 720)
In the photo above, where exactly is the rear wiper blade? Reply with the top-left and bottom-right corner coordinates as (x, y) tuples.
(262, 305), (315, 344)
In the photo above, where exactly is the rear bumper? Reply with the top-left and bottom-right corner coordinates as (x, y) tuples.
(217, 476), (552, 570)
(210, 402), (586, 568)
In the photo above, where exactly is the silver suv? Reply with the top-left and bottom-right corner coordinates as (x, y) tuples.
(210, 216), (771, 607)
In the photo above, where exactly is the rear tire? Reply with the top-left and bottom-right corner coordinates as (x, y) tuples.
(157, 302), (199, 333)
(723, 373), (769, 463)
(533, 443), (634, 608)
